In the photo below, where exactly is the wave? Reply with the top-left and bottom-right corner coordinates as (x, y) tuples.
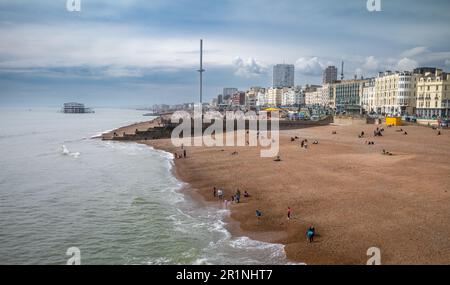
(90, 129), (113, 139)
(61, 145), (80, 158)
(229, 236), (286, 258)
(102, 140), (292, 265)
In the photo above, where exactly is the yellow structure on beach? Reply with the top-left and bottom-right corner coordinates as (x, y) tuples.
(386, 117), (402, 126)
(264, 107), (282, 112)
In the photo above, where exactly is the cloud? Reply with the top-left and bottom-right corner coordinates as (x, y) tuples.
(363, 56), (379, 71)
(401, 46), (429, 58)
(397, 58), (418, 71)
(295, 57), (325, 76)
(101, 66), (144, 78)
(232, 57), (267, 78)
(355, 68), (363, 78)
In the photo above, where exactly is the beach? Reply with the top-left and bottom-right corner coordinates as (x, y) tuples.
(123, 121), (450, 265)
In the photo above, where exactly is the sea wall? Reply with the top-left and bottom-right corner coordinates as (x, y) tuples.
(333, 116), (369, 126)
(417, 119), (439, 127)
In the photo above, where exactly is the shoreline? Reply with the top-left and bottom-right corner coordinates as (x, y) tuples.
(103, 121), (450, 265)
(141, 139), (301, 264)
(142, 141), (295, 264)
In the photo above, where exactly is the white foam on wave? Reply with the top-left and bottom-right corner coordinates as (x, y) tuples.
(192, 258), (212, 265)
(61, 145), (81, 158)
(103, 140), (293, 264)
(90, 129), (113, 139)
(229, 236), (286, 259)
(145, 257), (172, 265)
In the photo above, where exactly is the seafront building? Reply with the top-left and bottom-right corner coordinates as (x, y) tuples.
(265, 87), (286, 106)
(281, 86), (304, 106)
(256, 90), (268, 108)
(361, 78), (376, 114)
(332, 79), (367, 115)
(215, 66), (448, 118)
(273, 64), (295, 88)
(245, 87), (264, 109)
(304, 86), (320, 106)
(231, 91), (246, 108)
(416, 69), (450, 118)
(374, 71), (418, 116)
(305, 85), (332, 108)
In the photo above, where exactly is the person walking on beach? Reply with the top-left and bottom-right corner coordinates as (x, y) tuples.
(183, 149), (187, 158)
(287, 207), (292, 220)
(217, 189), (224, 201)
(306, 225), (315, 243)
(213, 187), (217, 198)
(235, 189), (241, 203)
(256, 210), (263, 221)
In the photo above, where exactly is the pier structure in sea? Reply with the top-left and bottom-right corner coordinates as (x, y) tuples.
(62, 102), (94, 114)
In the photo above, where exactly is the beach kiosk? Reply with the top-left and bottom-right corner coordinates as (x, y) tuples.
(386, 116), (403, 126)
(263, 107), (282, 119)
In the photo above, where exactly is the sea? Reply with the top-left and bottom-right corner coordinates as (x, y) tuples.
(0, 108), (289, 265)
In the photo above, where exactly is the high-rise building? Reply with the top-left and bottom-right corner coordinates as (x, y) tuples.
(273, 64), (295, 88)
(323, 66), (338, 84)
(223, 88), (238, 100)
(217, 94), (223, 105)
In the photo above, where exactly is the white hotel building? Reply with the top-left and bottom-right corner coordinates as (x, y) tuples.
(305, 85), (331, 107)
(282, 86), (304, 106)
(374, 71), (418, 116)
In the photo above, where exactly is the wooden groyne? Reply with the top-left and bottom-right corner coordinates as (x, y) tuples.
(103, 116), (333, 142)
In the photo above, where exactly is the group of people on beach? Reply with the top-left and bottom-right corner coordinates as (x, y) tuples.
(290, 136), (319, 150)
(374, 127), (385, 137)
(395, 128), (408, 135)
(255, 206), (317, 243)
(214, 187), (249, 208)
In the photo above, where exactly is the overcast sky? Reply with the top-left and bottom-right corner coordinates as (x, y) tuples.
(1, 0), (450, 107)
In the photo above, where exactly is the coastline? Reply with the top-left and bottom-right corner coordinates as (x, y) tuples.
(142, 141), (294, 263)
(141, 138), (310, 264)
(103, 121), (450, 265)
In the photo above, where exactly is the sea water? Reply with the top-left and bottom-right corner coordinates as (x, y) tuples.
(0, 108), (288, 265)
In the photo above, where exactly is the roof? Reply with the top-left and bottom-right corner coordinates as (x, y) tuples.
(263, 107), (282, 112)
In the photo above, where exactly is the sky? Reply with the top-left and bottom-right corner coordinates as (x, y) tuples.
(0, 0), (450, 108)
